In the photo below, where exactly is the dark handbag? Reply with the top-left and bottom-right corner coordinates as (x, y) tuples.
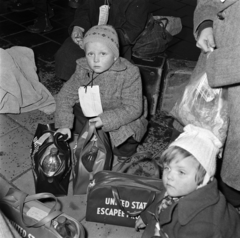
(132, 14), (173, 59)
(0, 187), (85, 238)
(72, 122), (113, 195)
(115, 152), (162, 179)
(85, 167), (164, 227)
(30, 123), (71, 196)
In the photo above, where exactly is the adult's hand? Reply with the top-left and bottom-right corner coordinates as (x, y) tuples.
(196, 27), (215, 53)
(71, 26), (84, 48)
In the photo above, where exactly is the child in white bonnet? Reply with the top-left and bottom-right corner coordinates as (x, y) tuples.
(136, 124), (240, 238)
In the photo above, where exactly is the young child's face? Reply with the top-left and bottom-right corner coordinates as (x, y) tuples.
(85, 42), (116, 73)
(162, 155), (199, 198)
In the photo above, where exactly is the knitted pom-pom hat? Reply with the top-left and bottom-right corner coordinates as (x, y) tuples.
(169, 124), (222, 185)
(83, 25), (119, 58)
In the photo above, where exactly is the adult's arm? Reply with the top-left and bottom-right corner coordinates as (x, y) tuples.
(206, 44), (240, 87)
(193, 0), (219, 40)
(194, 0), (240, 88)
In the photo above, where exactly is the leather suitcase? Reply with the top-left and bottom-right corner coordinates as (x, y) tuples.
(158, 58), (196, 113)
(132, 55), (166, 116)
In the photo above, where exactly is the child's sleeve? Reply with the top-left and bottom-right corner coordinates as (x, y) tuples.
(99, 66), (143, 132)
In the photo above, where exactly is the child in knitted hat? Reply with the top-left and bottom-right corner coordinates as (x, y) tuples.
(135, 124), (240, 238)
(55, 25), (147, 160)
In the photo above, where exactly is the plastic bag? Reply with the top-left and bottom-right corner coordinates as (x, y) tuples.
(170, 72), (229, 144)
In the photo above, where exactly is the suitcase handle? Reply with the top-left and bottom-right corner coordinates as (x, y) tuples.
(111, 187), (156, 217)
(19, 191), (62, 228)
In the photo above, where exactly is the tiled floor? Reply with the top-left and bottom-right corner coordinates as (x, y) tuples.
(0, 0), (200, 237)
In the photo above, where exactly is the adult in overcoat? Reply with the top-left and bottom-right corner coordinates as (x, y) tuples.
(192, 0), (240, 206)
(55, 0), (149, 81)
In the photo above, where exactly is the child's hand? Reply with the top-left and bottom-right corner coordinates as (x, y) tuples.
(135, 217), (146, 231)
(55, 128), (71, 140)
(196, 27), (215, 53)
(89, 117), (103, 128)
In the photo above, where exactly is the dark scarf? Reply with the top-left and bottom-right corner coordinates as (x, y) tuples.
(158, 194), (180, 214)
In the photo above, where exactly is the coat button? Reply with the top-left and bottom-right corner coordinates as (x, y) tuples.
(217, 12), (225, 20)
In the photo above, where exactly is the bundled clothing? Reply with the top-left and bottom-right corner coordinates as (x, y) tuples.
(55, 57), (148, 147)
(55, 0), (149, 80)
(140, 179), (240, 238)
(0, 46), (55, 114)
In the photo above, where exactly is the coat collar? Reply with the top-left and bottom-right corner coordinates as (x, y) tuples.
(219, 0), (239, 10)
(76, 57), (127, 73)
(160, 179), (220, 225)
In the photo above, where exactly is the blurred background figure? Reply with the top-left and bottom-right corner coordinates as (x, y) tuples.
(68, 0), (79, 9)
(11, 0), (54, 33)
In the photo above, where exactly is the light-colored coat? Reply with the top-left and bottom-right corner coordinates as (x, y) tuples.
(55, 57), (148, 147)
(192, 0), (240, 191)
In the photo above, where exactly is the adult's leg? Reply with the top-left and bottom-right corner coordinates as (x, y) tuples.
(113, 137), (139, 157)
(218, 177), (240, 207)
(55, 37), (85, 81)
(21, 0), (32, 4)
(72, 103), (88, 135)
(33, 0), (54, 17)
(27, 0), (53, 33)
(33, 0), (48, 16)
(11, 0), (34, 12)
(120, 45), (132, 62)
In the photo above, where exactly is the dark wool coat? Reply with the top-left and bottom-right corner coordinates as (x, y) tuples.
(192, 0), (240, 191)
(55, 57), (148, 147)
(140, 179), (240, 238)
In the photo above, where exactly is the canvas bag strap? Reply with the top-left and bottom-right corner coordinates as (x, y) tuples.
(82, 122), (96, 148)
(112, 187), (156, 217)
(19, 192), (62, 228)
(37, 130), (68, 154)
(75, 122), (96, 159)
